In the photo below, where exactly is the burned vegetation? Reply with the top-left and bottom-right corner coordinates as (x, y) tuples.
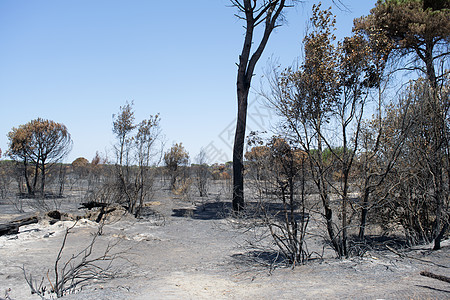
(0, 0), (449, 299)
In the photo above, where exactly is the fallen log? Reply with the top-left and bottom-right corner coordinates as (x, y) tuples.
(0, 223), (19, 236)
(10, 215), (39, 227)
(95, 206), (118, 223)
(79, 201), (108, 210)
(420, 271), (450, 283)
(0, 215), (39, 236)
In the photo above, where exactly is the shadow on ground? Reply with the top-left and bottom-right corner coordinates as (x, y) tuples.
(171, 200), (310, 222)
(231, 250), (288, 268)
(171, 201), (232, 220)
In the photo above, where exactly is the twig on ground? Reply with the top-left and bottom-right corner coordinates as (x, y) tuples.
(386, 245), (449, 268)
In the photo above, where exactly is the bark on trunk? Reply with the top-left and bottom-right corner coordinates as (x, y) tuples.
(23, 160), (33, 196)
(316, 131), (341, 256)
(41, 161), (46, 198)
(358, 191), (370, 240)
(233, 88), (249, 212)
(32, 159), (39, 196)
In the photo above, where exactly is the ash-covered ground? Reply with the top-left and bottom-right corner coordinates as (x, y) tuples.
(1, 181), (449, 299)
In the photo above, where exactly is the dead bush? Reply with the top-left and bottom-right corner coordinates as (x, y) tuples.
(22, 221), (122, 298)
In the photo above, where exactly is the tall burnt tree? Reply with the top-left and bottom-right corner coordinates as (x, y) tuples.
(231, 0), (296, 212)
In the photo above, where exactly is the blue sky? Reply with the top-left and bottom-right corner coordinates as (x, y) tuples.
(0, 0), (375, 164)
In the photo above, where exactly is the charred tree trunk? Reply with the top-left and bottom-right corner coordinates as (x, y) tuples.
(23, 159), (33, 196)
(232, 0), (288, 213)
(422, 39), (446, 250)
(358, 190), (370, 240)
(41, 160), (46, 198)
(316, 129), (341, 256)
(32, 159), (39, 196)
(0, 215), (39, 236)
(233, 84), (250, 212)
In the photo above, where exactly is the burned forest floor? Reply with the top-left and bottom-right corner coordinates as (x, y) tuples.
(0, 180), (449, 299)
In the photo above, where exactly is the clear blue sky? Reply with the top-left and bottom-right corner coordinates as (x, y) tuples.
(0, 0), (375, 164)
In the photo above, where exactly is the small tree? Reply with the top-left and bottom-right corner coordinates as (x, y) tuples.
(194, 149), (210, 197)
(111, 102), (162, 216)
(271, 5), (343, 256)
(72, 157), (89, 170)
(113, 102), (135, 167)
(246, 134), (310, 266)
(134, 114), (162, 216)
(164, 143), (189, 191)
(263, 5), (376, 257)
(71, 157), (90, 187)
(7, 118), (72, 197)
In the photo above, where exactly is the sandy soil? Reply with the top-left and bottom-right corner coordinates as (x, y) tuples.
(0, 189), (449, 300)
